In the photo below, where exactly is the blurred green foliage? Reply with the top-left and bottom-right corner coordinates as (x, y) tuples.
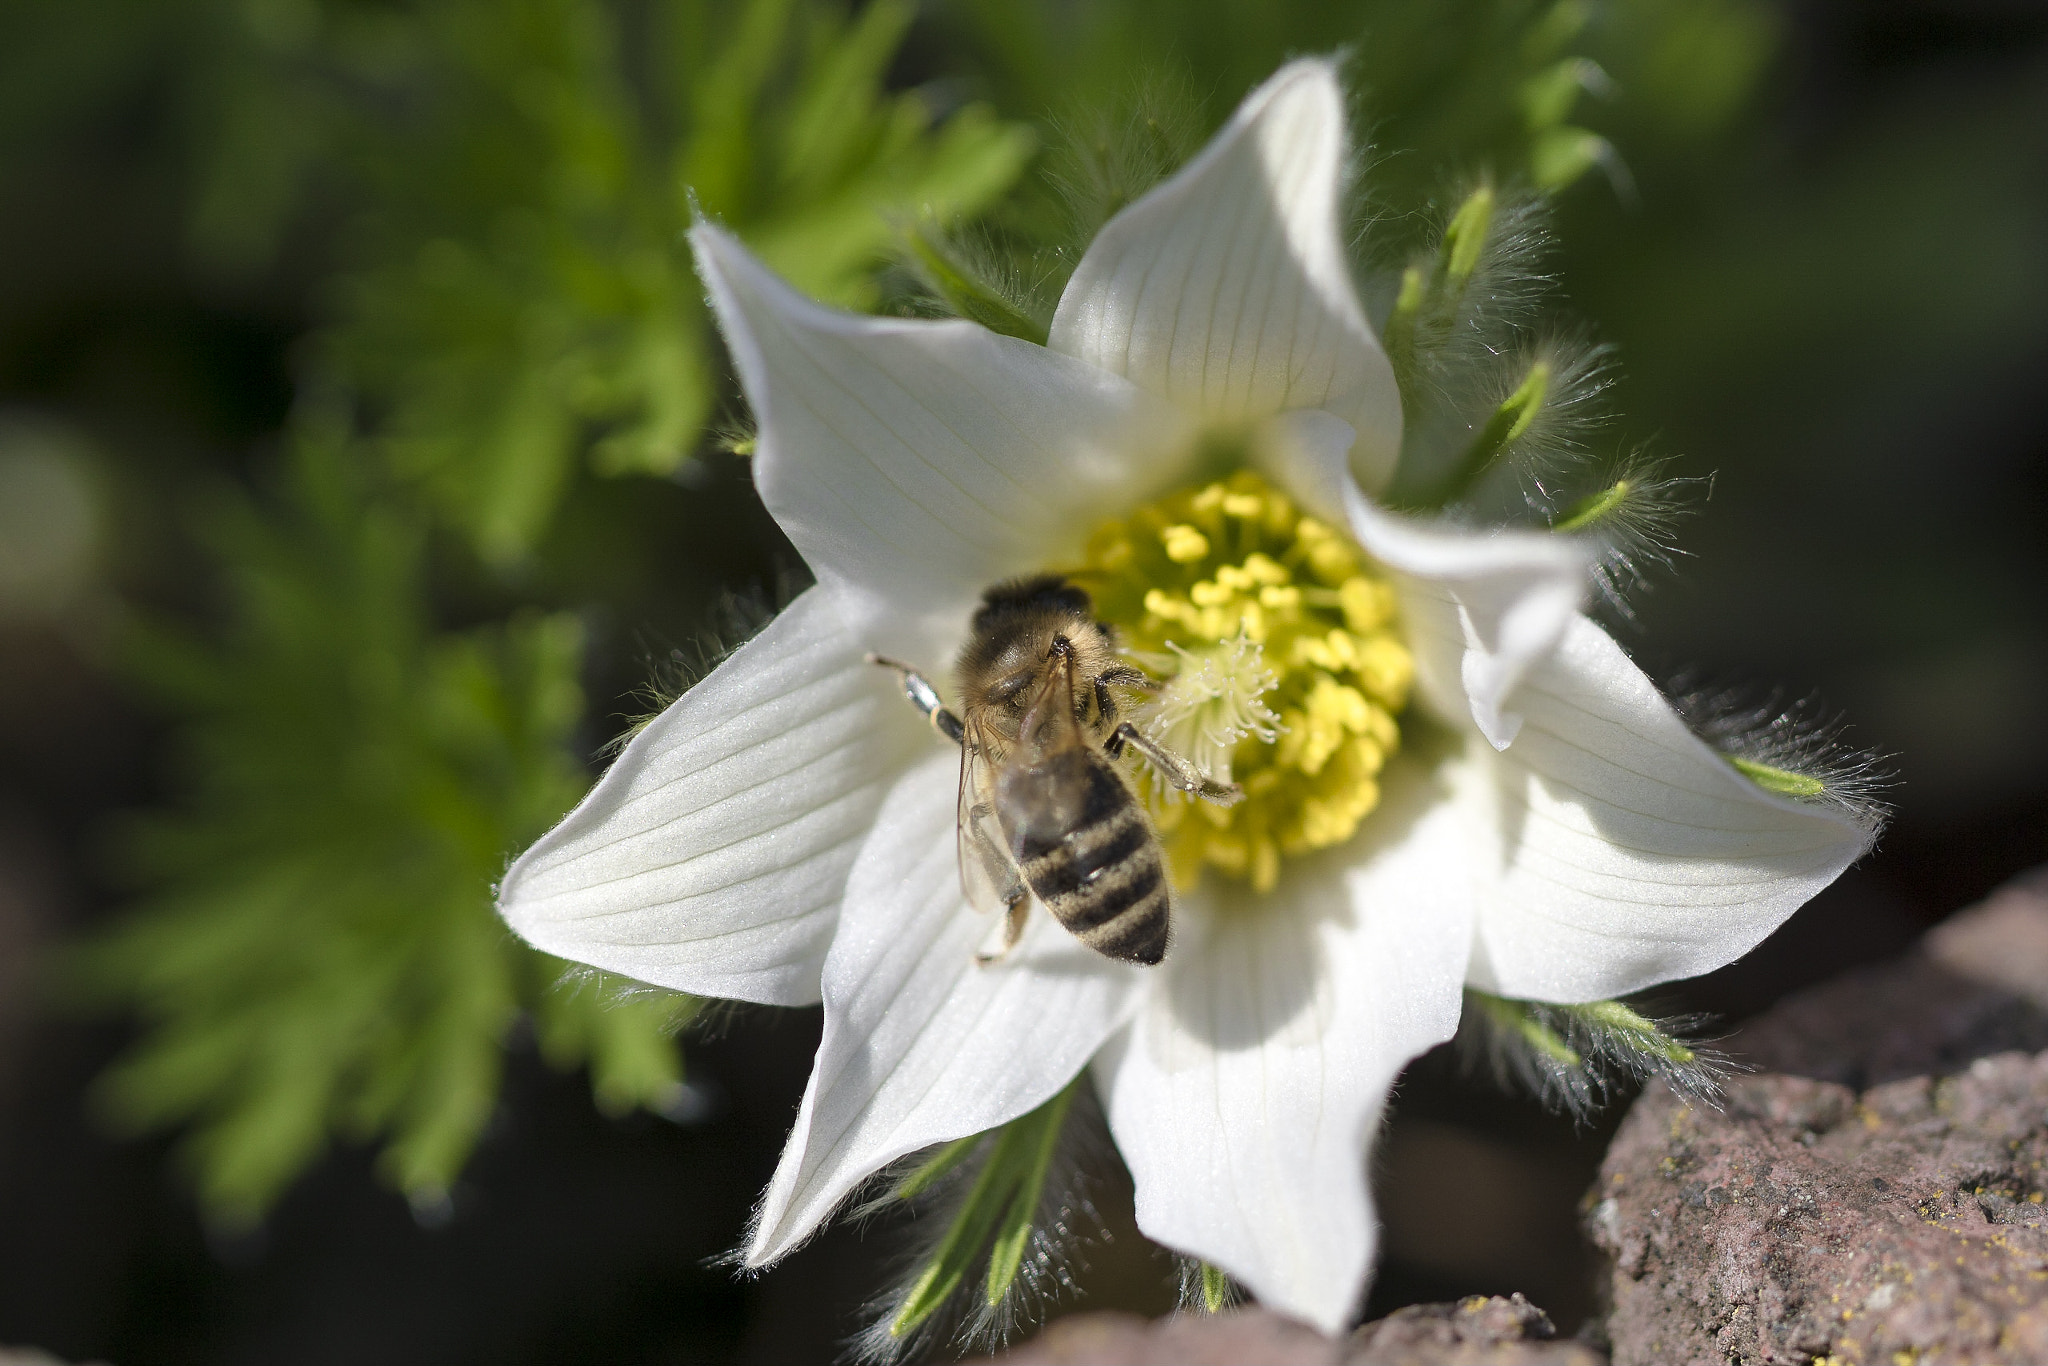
(934, 0), (1778, 240)
(0, 0), (1787, 1225)
(74, 432), (695, 1222)
(319, 0), (1032, 559)
(5, 0), (1032, 560)
(8, 0), (1034, 1223)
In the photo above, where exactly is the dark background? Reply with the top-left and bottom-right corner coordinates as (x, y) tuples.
(3, 1), (2046, 1362)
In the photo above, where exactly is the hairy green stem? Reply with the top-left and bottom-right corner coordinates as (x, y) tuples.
(1552, 478), (1630, 533)
(1729, 755), (1827, 799)
(890, 1080), (1079, 1336)
(904, 227), (1049, 344)
(1200, 1262), (1232, 1313)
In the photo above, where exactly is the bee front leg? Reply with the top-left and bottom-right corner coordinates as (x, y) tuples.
(1109, 722), (1243, 806)
(868, 654), (964, 745)
(1095, 666), (1157, 729)
(1099, 664), (1156, 691)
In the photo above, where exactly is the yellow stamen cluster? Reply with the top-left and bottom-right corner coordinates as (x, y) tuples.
(1081, 470), (1412, 893)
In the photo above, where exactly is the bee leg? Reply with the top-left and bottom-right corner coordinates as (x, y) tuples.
(1095, 666), (1157, 728)
(1109, 722), (1244, 806)
(973, 895), (1031, 966)
(1093, 676), (1119, 727)
(867, 654), (964, 745)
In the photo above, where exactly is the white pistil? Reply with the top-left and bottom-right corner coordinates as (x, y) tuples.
(1137, 634), (1283, 788)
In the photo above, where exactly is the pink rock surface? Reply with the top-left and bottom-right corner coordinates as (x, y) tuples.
(978, 1308), (1340, 1365)
(981, 1295), (1600, 1365)
(1591, 870), (2048, 1366)
(1349, 1295), (1603, 1365)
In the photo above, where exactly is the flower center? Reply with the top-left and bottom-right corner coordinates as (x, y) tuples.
(1079, 470), (1413, 894)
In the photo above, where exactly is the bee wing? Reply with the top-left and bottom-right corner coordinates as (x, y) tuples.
(1015, 645), (1087, 758)
(957, 715), (1026, 918)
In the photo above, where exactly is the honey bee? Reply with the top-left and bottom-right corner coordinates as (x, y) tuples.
(871, 574), (1240, 966)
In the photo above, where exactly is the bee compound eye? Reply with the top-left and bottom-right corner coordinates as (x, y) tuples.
(990, 671), (1034, 706)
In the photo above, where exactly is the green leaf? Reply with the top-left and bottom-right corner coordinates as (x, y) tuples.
(536, 968), (699, 1118)
(308, 0), (1034, 559)
(75, 436), (681, 1222)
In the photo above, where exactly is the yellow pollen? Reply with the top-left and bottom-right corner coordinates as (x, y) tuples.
(1161, 524), (1210, 562)
(1078, 470), (1413, 894)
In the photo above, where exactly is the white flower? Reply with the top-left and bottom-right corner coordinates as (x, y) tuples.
(496, 60), (1872, 1333)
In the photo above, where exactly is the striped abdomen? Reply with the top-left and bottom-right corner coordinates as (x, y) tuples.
(996, 745), (1169, 965)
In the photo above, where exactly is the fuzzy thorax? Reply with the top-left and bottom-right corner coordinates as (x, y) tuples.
(1080, 471), (1412, 893)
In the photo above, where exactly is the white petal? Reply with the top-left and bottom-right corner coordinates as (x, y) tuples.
(1385, 545), (1587, 751)
(497, 587), (924, 1005)
(1095, 757), (1475, 1333)
(1047, 59), (1403, 493)
(747, 750), (1144, 1264)
(692, 224), (1196, 663)
(1254, 407), (1590, 750)
(1462, 614), (1875, 1002)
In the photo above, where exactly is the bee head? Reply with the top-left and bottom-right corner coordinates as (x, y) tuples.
(971, 574), (1094, 633)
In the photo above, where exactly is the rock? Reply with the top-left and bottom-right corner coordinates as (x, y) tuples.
(1349, 1294), (1604, 1364)
(1592, 869), (2048, 1366)
(981, 1297), (1600, 1364)
(978, 1307), (1340, 1365)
